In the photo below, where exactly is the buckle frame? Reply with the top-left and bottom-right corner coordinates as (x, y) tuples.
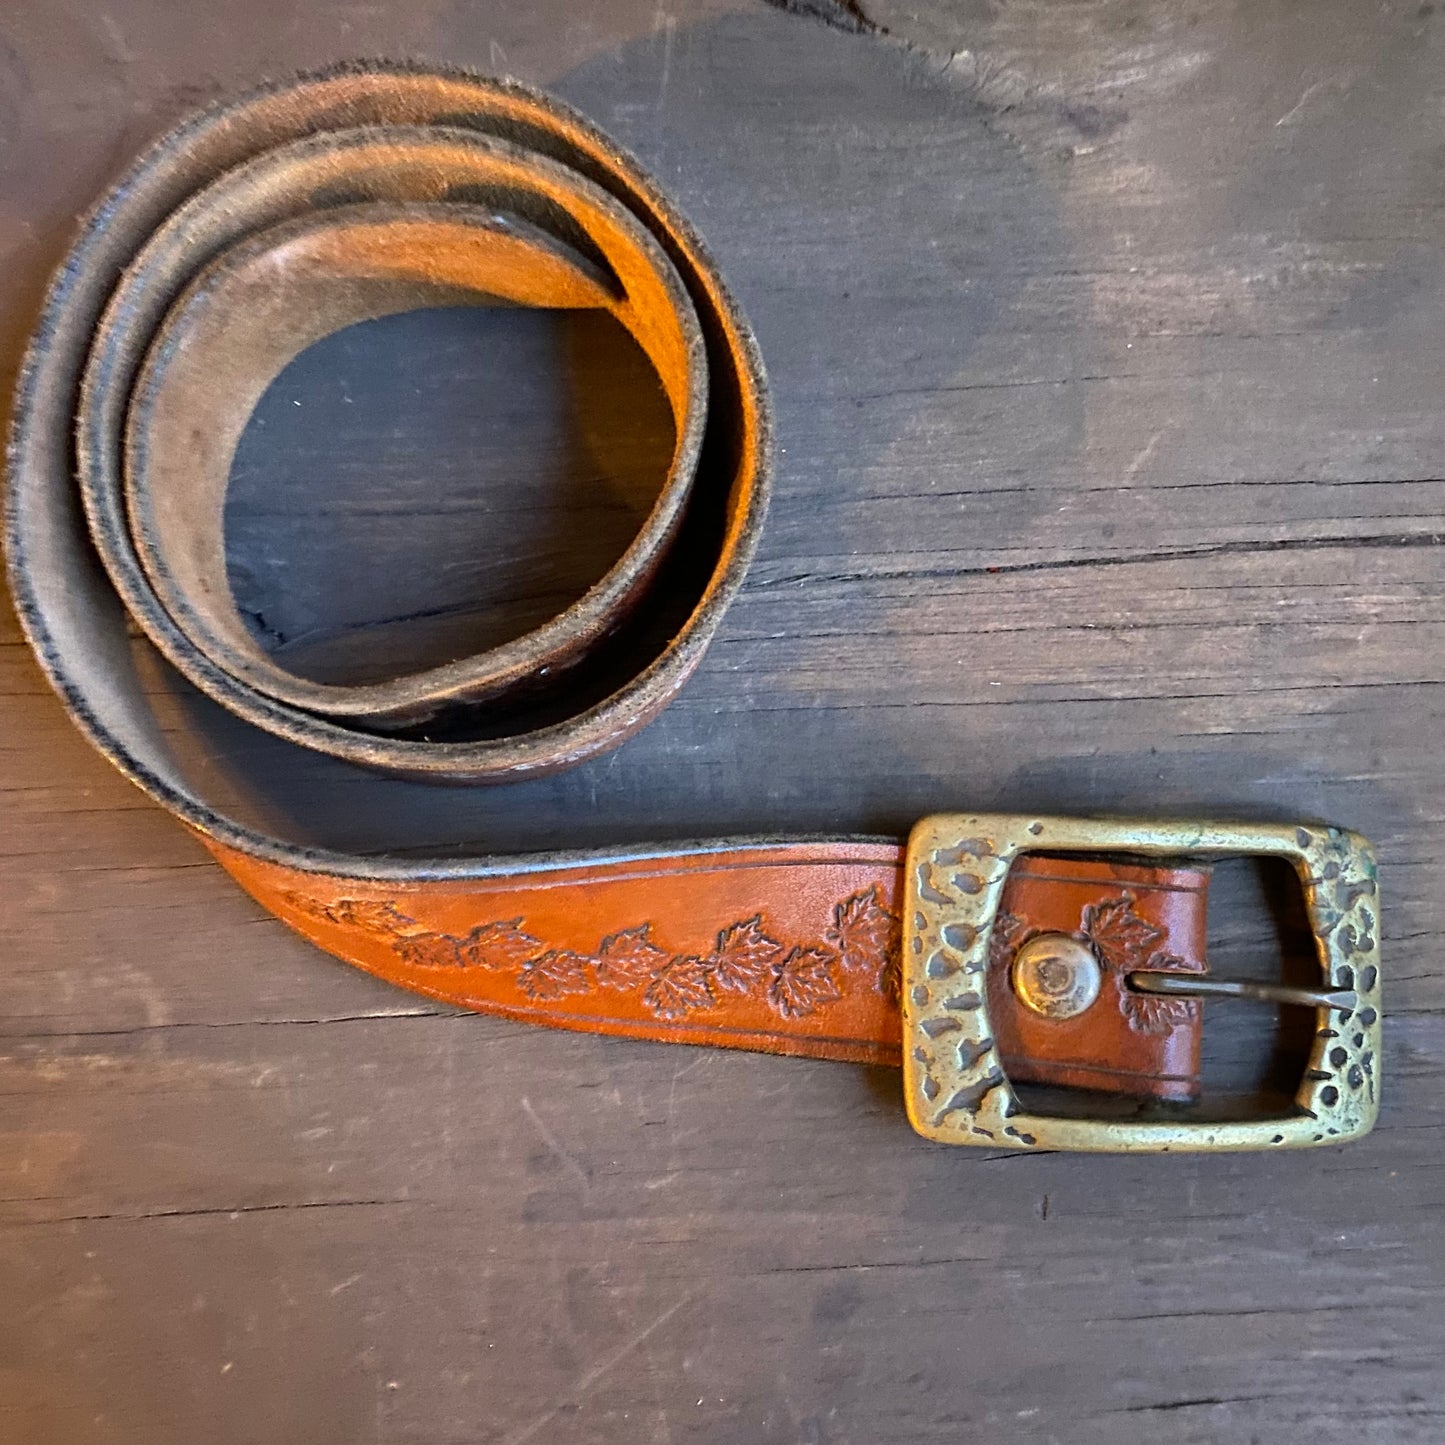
(902, 814), (1380, 1152)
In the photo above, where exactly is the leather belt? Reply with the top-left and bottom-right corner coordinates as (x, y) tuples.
(5, 63), (1382, 1152)
(41, 62), (768, 779)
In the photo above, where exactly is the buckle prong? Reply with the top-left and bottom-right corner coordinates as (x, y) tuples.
(1127, 970), (1358, 1013)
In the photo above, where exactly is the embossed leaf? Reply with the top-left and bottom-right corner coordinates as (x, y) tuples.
(1149, 949), (1205, 977)
(986, 910), (1032, 973)
(643, 956), (714, 1020)
(393, 932), (465, 969)
(1120, 992), (1198, 1036)
(454, 918), (541, 971)
(710, 915), (784, 995)
(287, 895), (416, 932)
(281, 891), (328, 922)
(1119, 952), (1203, 1034)
(333, 898), (417, 931)
(825, 887), (898, 983)
(595, 924), (670, 990)
(517, 949), (594, 1000)
(767, 946), (842, 1019)
(1082, 893), (1163, 972)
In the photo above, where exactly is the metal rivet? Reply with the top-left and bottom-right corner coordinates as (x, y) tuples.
(1010, 933), (1101, 1020)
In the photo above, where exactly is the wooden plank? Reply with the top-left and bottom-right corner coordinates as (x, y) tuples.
(1, 1), (1443, 1441)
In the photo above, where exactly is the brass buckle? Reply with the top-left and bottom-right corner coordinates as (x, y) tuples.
(902, 814), (1381, 1152)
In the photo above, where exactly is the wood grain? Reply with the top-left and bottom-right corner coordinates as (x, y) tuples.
(1, 1), (1443, 1441)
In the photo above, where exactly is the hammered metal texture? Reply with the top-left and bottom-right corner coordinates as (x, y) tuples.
(902, 814), (1381, 1152)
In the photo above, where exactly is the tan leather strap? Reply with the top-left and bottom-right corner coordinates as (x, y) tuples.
(212, 840), (1211, 1100)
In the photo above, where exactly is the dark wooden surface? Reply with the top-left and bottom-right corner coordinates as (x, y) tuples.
(3, 2), (1444, 1441)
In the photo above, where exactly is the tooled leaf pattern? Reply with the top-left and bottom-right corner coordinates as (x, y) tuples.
(288, 887), (898, 1025)
(327, 898), (416, 930)
(1116, 949), (1203, 1035)
(280, 885), (1208, 1038)
(1122, 990), (1198, 1035)
(1075, 897), (1205, 1036)
(1081, 893), (1163, 972)
(393, 932), (465, 968)
(644, 956), (714, 1019)
(284, 892), (416, 932)
(455, 918), (541, 971)
(824, 886), (899, 1000)
(768, 946), (843, 1019)
(595, 924), (671, 990)
(709, 915), (784, 995)
(987, 909), (1033, 974)
(517, 949), (594, 1000)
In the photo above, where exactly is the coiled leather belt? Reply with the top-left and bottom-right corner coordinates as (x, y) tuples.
(6, 63), (1381, 1152)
